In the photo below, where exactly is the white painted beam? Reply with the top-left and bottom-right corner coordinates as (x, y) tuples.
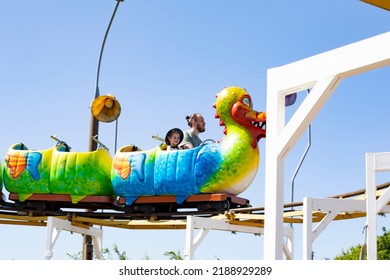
(45, 217), (103, 260)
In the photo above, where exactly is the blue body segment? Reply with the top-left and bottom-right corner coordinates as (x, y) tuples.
(111, 143), (223, 205)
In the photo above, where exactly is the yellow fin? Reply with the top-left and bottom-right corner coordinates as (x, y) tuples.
(18, 193), (33, 202)
(70, 195), (86, 204)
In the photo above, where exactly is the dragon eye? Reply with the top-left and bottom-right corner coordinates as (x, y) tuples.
(242, 97), (251, 107)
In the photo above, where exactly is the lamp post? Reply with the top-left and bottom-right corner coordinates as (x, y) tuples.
(89, 90), (100, 152)
(83, 0), (124, 260)
(83, 98), (99, 260)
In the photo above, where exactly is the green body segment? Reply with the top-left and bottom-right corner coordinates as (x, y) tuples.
(50, 148), (114, 203)
(3, 144), (113, 203)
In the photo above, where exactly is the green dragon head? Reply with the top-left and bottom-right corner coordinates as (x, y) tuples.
(214, 86), (266, 148)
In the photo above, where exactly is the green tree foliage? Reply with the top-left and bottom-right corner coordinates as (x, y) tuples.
(67, 244), (127, 260)
(334, 244), (362, 260)
(67, 245), (183, 260)
(164, 250), (183, 260)
(102, 244), (128, 260)
(335, 227), (390, 260)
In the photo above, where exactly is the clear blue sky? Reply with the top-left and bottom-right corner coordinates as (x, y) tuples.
(1, 0), (390, 260)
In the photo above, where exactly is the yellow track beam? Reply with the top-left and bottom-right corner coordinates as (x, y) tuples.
(361, 0), (390, 11)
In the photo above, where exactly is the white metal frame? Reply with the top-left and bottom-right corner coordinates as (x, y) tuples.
(302, 197), (366, 260)
(365, 152), (390, 259)
(45, 217), (103, 260)
(184, 216), (294, 260)
(264, 31), (390, 259)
